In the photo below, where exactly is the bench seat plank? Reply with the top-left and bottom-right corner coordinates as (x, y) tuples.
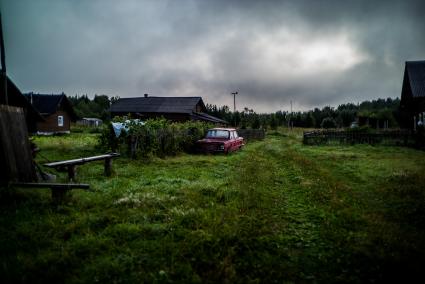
(11, 182), (90, 189)
(44, 153), (120, 168)
(11, 182), (90, 204)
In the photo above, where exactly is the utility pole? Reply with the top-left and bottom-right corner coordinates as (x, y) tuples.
(0, 11), (7, 105)
(231, 91), (238, 112)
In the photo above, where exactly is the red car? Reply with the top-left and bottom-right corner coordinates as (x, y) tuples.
(197, 128), (244, 154)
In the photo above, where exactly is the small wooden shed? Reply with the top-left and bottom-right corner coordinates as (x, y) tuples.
(24, 93), (78, 135)
(76, 117), (103, 127)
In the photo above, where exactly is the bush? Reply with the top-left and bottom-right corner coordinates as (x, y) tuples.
(321, 117), (337, 129)
(98, 118), (212, 159)
(346, 125), (373, 133)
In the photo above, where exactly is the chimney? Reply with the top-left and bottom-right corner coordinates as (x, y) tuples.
(144, 93), (148, 98)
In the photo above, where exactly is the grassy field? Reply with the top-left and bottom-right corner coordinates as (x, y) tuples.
(2, 129), (425, 283)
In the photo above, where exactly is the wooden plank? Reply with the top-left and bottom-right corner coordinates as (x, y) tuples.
(0, 105), (36, 183)
(44, 153), (119, 168)
(11, 182), (89, 204)
(11, 182), (90, 189)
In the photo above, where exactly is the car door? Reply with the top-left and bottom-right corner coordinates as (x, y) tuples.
(234, 131), (239, 150)
(230, 131), (237, 151)
(233, 131), (241, 148)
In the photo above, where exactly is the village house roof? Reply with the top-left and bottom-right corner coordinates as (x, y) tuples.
(23, 93), (78, 121)
(110, 96), (228, 124)
(110, 96), (206, 114)
(190, 112), (228, 124)
(402, 61), (425, 99)
(0, 76), (43, 120)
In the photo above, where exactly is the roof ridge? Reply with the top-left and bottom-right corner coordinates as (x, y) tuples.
(23, 93), (65, 96)
(406, 60), (425, 64)
(119, 96), (202, 99)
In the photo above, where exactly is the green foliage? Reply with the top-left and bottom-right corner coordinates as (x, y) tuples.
(98, 118), (212, 158)
(269, 114), (278, 130)
(345, 125), (373, 133)
(251, 116), (261, 129)
(206, 97), (401, 129)
(69, 94), (116, 121)
(321, 117), (337, 129)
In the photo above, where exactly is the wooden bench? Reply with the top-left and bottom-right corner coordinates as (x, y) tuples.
(0, 106), (118, 204)
(44, 153), (120, 181)
(11, 182), (90, 204)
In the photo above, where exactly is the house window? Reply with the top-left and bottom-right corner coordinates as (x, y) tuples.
(58, 116), (64, 127)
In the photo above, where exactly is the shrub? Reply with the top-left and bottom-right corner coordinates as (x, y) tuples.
(321, 117), (337, 129)
(98, 118), (212, 159)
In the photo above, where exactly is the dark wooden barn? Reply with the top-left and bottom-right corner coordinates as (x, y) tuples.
(400, 60), (425, 130)
(0, 76), (43, 132)
(110, 95), (227, 125)
(24, 93), (78, 134)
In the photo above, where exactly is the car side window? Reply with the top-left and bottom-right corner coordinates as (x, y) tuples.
(230, 131), (234, 139)
(234, 131), (238, 138)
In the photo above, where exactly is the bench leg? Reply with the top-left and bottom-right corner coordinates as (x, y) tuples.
(51, 187), (70, 204)
(67, 165), (76, 181)
(104, 158), (112, 177)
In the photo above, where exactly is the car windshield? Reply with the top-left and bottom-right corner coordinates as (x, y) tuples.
(206, 130), (229, 139)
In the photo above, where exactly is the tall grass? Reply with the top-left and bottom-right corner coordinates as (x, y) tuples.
(2, 129), (425, 283)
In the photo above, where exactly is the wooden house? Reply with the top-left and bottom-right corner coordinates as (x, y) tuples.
(400, 60), (425, 130)
(110, 95), (227, 125)
(24, 93), (77, 135)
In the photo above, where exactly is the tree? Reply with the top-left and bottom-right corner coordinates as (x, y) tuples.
(68, 94), (113, 120)
(252, 116), (261, 129)
(269, 114), (278, 130)
(304, 112), (316, 128)
(321, 117), (337, 129)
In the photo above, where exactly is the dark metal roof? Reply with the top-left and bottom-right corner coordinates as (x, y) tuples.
(23, 93), (77, 120)
(0, 75), (43, 121)
(23, 93), (63, 114)
(110, 96), (205, 114)
(405, 60), (425, 98)
(191, 112), (228, 124)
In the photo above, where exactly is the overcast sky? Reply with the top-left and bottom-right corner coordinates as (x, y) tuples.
(2, 0), (425, 112)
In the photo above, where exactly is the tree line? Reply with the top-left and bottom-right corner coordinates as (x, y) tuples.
(206, 97), (402, 129)
(68, 94), (119, 121)
(69, 94), (403, 129)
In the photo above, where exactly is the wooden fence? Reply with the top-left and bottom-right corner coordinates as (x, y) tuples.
(303, 129), (413, 146)
(237, 129), (266, 141)
(0, 105), (36, 184)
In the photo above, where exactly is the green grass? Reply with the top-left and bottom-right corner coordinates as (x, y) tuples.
(1, 129), (425, 283)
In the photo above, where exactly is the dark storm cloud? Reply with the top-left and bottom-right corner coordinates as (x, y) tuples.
(2, 0), (425, 112)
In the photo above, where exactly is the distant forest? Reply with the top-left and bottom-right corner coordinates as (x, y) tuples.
(69, 95), (403, 129)
(68, 94), (118, 121)
(206, 97), (403, 129)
